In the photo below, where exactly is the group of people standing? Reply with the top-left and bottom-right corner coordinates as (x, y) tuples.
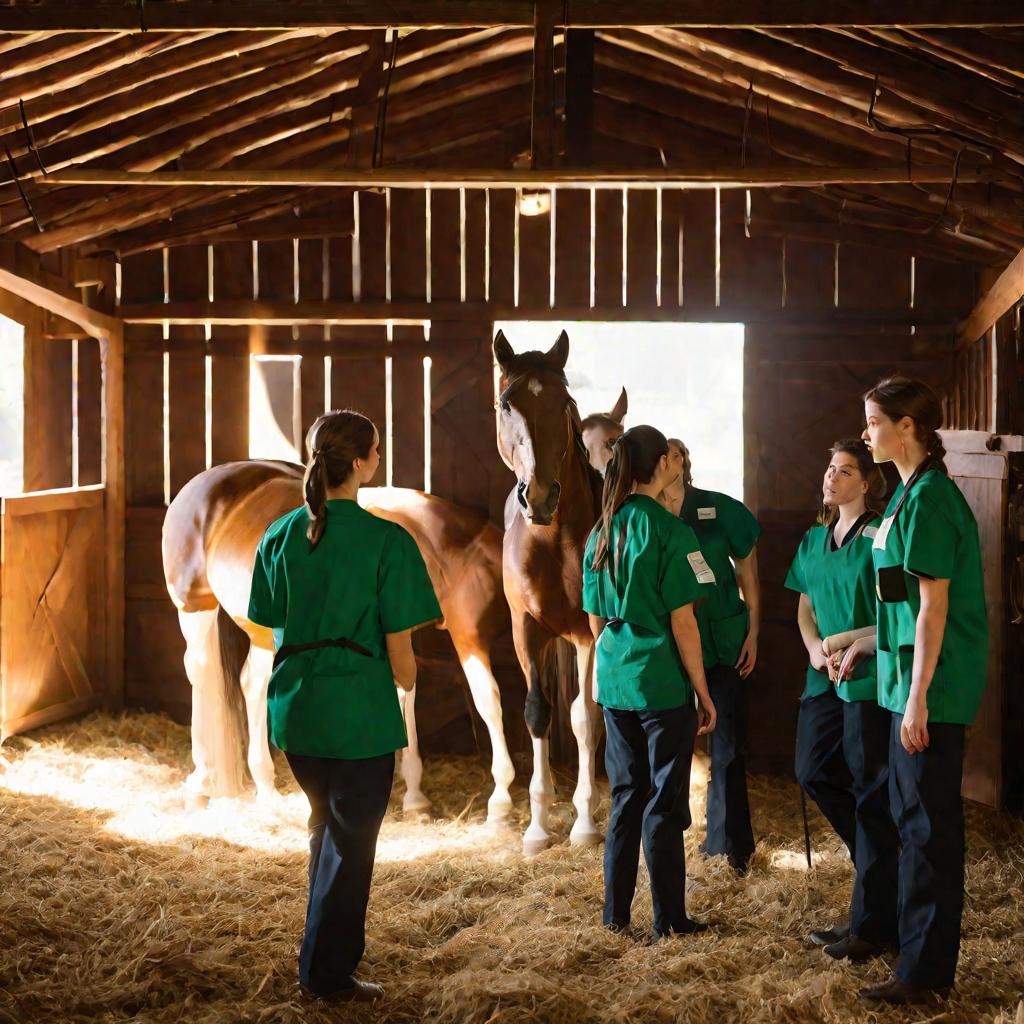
(246, 373), (986, 1010)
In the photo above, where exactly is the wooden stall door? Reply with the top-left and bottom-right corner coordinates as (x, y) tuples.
(0, 487), (105, 739)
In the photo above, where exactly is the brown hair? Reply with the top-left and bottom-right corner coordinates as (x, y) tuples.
(303, 410), (377, 548)
(592, 425), (668, 572)
(666, 438), (694, 489)
(819, 438), (887, 527)
(862, 376), (948, 475)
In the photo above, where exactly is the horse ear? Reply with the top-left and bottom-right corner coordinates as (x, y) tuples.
(546, 329), (569, 370)
(493, 330), (515, 370)
(609, 387), (628, 423)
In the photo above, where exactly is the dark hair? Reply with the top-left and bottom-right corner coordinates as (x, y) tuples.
(592, 425), (668, 571)
(666, 438), (693, 489)
(303, 410), (377, 548)
(819, 439), (887, 527)
(862, 376), (948, 475)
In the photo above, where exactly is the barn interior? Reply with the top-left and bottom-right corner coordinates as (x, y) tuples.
(1, 4), (1023, 1022)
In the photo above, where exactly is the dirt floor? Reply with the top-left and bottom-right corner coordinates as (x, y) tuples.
(1, 711), (1022, 1024)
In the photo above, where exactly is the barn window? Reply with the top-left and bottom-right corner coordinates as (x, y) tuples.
(248, 354), (302, 463)
(494, 321), (746, 501)
(0, 314), (24, 495)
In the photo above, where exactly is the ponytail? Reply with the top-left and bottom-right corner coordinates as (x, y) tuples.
(302, 410), (377, 550)
(925, 430), (949, 475)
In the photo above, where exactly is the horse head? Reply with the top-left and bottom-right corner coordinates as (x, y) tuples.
(494, 328), (584, 527)
(581, 387), (628, 475)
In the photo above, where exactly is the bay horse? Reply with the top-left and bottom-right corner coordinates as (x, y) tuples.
(162, 461), (516, 823)
(494, 329), (606, 854)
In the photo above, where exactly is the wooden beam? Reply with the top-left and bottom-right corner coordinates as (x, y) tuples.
(2, 2), (1023, 30)
(0, 240), (120, 337)
(39, 163), (1002, 189)
(957, 248), (1024, 348)
(530, 2), (557, 169)
(117, 298), (957, 328)
(565, 29), (595, 165)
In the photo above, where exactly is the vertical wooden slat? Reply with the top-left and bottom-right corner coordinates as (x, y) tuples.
(391, 335), (425, 490)
(554, 188), (590, 308)
(357, 189), (387, 302)
(209, 327), (249, 465)
(464, 189), (488, 303)
(593, 187), (623, 308)
(718, 190), (783, 312)
(329, 326), (387, 485)
(431, 188), (462, 303)
(124, 325), (165, 505)
(23, 315), (72, 492)
(391, 189), (427, 303)
(681, 190), (717, 314)
(212, 241), (254, 301)
(626, 188), (658, 309)
(299, 343), (326, 446)
(256, 239), (294, 303)
(328, 234), (354, 301)
(103, 321), (126, 709)
(659, 187), (684, 309)
(76, 337), (103, 486)
(517, 196), (551, 310)
(837, 242), (910, 311)
(782, 238), (834, 310)
(487, 188), (516, 307)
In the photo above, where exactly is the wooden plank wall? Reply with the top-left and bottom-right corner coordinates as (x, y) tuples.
(119, 186), (983, 777)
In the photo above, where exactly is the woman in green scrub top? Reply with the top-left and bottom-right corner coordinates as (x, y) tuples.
(583, 425), (717, 941)
(785, 440), (900, 961)
(848, 377), (988, 1006)
(248, 410), (441, 1005)
(660, 439), (761, 873)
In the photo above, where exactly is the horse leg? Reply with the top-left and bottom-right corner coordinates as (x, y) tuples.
(514, 612), (555, 856)
(452, 634), (515, 825)
(569, 639), (603, 846)
(178, 608), (247, 807)
(240, 645), (277, 800)
(398, 684), (432, 815)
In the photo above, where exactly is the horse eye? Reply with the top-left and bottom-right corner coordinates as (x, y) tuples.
(500, 398), (511, 413)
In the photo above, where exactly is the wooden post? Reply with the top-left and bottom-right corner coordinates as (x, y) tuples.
(564, 29), (594, 166)
(530, 2), (557, 169)
(101, 321), (126, 710)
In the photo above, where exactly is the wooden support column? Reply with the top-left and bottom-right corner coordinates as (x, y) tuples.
(564, 28), (594, 166)
(530, 1), (557, 169)
(347, 30), (388, 169)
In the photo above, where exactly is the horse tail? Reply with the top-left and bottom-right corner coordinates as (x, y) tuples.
(215, 606), (251, 785)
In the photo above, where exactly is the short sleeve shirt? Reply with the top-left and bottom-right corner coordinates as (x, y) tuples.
(871, 469), (988, 724)
(248, 499), (442, 759)
(583, 494), (716, 711)
(784, 517), (880, 703)
(678, 487), (761, 668)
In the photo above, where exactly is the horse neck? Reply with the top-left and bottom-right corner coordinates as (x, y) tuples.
(550, 414), (600, 541)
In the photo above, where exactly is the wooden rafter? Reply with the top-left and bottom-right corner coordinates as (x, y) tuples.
(2, 2), (1024, 31)
(958, 247), (1024, 347)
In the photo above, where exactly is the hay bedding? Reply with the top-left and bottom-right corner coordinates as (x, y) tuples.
(0, 713), (1022, 1024)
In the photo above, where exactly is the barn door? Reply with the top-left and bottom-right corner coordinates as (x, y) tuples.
(0, 487), (105, 740)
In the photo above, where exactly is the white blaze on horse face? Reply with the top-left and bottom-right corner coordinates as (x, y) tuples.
(498, 403), (535, 482)
(527, 378), (543, 397)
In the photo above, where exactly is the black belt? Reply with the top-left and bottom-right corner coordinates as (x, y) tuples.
(273, 636), (374, 670)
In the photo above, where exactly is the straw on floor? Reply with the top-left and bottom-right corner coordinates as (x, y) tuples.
(1, 711), (1022, 1024)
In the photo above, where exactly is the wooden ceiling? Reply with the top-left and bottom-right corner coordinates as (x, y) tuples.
(1, 6), (1023, 263)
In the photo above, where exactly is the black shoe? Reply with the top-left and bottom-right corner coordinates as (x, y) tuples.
(651, 917), (710, 942)
(810, 921), (850, 946)
(858, 976), (951, 1005)
(605, 920), (631, 936)
(300, 979), (385, 1003)
(727, 852), (751, 875)
(824, 935), (888, 962)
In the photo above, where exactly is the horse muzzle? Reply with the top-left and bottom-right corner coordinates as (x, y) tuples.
(518, 479), (560, 525)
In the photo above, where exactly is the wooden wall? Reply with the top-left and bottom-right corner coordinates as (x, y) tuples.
(118, 185), (983, 776)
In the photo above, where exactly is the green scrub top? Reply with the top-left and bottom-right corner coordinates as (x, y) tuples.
(871, 468), (988, 725)
(583, 494), (716, 711)
(678, 487), (761, 668)
(248, 499), (442, 759)
(784, 515), (881, 703)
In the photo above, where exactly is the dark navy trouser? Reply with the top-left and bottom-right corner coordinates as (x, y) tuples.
(285, 750), (395, 996)
(603, 702), (698, 935)
(889, 715), (967, 989)
(703, 664), (755, 862)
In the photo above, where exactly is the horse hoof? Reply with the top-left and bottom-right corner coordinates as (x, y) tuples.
(486, 796), (514, 825)
(569, 825), (604, 848)
(522, 832), (553, 857)
(403, 795), (432, 816)
(184, 791), (209, 812)
(255, 786), (279, 804)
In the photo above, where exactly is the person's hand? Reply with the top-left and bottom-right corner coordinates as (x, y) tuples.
(697, 693), (717, 736)
(826, 649), (846, 684)
(735, 631), (758, 678)
(809, 647), (830, 673)
(821, 635), (834, 658)
(837, 636), (872, 682)
(901, 696), (930, 753)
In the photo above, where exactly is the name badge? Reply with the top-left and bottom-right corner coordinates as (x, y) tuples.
(873, 516), (894, 551)
(697, 507), (717, 520)
(687, 551), (717, 585)
(862, 526), (878, 540)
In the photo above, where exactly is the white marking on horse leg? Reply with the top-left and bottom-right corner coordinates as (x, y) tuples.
(461, 652), (515, 823)
(241, 646), (276, 800)
(569, 641), (603, 846)
(398, 684), (431, 814)
(178, 608), (246, 801)
(523, 734), (554, 856)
